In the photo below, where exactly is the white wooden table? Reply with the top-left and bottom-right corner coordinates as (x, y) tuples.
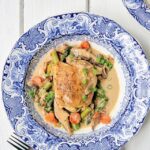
(0, 0), (150, 150)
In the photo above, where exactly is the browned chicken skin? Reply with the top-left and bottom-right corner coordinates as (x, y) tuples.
(53, 60), (97, 134)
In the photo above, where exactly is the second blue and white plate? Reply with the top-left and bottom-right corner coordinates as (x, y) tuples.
(123, 0), (150, 31)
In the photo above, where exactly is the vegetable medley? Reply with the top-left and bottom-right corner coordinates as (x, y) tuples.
(27, 41), (114, 134)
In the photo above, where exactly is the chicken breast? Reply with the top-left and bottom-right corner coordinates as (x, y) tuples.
(53, 61), (97, 134)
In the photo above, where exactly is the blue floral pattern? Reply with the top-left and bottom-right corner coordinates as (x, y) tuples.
(2, 12), (150, 150)
(123, 0), (150, 31)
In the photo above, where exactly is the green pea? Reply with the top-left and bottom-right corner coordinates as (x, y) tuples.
(72, 123), (80, 131)
(44, 91), (55, 103)
(92, 67), (98, 75)
(82, 79), (88, 85)
(99, 58), (106, 65)
(107, 62), (113, 69)
(82, 68), (88, 76)
(82, 95), (88, 101)
(28, 89), (36, 99)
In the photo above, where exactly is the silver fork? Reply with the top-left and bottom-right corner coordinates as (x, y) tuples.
(7, 133), (31, 150)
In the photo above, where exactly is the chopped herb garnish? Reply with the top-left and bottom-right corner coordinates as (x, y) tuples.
(96, 56), (106, 65)
(28, 89), (36, 99)
(89, 87), (97, 93)
(72, 123), (80, 131)
(82, 68), (88, 76)
(99, 57), (106, 65)
(82, 79), (88, 85)
(44, 91), (55, 103)
(60, 46), (72, 62)
(82, 95), (88, 101)
(106, 61), (113, 69)
(92, 67), (98, 75)
(44, 91), (55, 112)
(95, 97), (108, 112)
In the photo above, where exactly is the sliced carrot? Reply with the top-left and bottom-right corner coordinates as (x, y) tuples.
(100, 113), (111, 124)
(45, 112), (55, 122)
(69, 112), (81, 124)
(31, 76), (44, 87)
(53, 118), (59, 126)
(93, 112), (100, 119)
(45, 112), (58, 125)
(81, 41), (90, 49)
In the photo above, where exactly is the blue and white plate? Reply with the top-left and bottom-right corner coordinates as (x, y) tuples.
(2, 12), (150, 150)
(123, 0), (150, 31)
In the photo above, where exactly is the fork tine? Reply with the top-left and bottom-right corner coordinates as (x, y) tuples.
(11, 135), (30, 148)
(9, 137), (29, 150)
(7, 140), (23, 150)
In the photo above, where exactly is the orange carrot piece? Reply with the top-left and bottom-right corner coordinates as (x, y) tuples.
(93, 112), (100, 119)
(69, 112), (81, 124)
(31, 76), (44, 87)
(81, 41), (90, 49)
(45, 112), (58, 125)
(100, 113), (111, 124)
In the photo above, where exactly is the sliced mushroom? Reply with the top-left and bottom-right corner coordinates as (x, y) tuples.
(102, 66), (109, 79)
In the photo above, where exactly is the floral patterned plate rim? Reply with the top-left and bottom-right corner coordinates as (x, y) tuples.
(2, 12), (150, 150)
(123, 0), (150, 31)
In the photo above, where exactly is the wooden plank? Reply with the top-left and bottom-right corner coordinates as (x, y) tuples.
(0, 0), (20, 55)
(24, 0), (87, 32)
(90, 0), (150, 61)
(0, 0), (20, 150)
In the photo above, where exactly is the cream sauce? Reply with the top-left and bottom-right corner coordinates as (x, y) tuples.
(101, 67), (120, 114)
